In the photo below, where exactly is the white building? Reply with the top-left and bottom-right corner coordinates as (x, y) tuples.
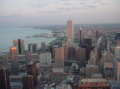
(115, 46), (120, 58)
(39, 52), (52, 65)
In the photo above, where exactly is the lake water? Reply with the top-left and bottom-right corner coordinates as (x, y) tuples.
(0, 27), (55, 51)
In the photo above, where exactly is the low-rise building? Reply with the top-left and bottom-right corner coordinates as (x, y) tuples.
(79, 78), (110, 89)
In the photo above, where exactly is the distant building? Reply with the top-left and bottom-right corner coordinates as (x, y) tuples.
(79, 30), (82, 45)
(39, 52), (52, 65)
(40, 42), (47, 52)
(115, 33), (120, 40)
(13, 39), (25, 54)
(82, 38), (93, 61)
(66, 20), (74, 41)
(26, 52), (39, 61)
(114, 41), (120, 58)
(28, 43), (37, 53)
(0, 65), (11, 89)
(10, 46), (17, 60)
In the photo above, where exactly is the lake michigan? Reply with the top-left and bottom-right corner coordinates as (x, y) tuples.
(0, 27), (54, 52)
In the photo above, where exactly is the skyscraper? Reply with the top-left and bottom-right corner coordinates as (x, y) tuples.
(0, 66), (11, 89)
(79, 30), (82, 45)
(115, 59), (120, 80)
(13, 39), (25, 54)
(115, 40), (120, 58)
(28, 43), (37, 53)
(10, 46), (17, 60)
(54, 47), (65, 67)
(27, 63), (38, 86)
(67, 20), (74, 41)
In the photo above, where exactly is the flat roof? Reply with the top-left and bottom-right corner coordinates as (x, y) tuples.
(81, 79), (108, 83)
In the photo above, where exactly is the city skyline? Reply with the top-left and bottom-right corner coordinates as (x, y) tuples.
(0, 0), (120, 27)
(0, 19), (120, 89)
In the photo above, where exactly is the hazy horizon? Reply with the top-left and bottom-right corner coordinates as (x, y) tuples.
(0, 0), (120, 27)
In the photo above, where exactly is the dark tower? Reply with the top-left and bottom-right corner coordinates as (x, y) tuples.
(27, 63), (38, 87)
(13, 39), (25, 54)
(18, 39), (22, 54)
(0, 66), (11, 89)
(22, 75), (34, 89)
(79, 30), (82, 45)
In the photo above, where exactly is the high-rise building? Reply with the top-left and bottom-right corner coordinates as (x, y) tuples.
(54, 47), (65, 67)
(67, 46), (76, 60)
(115, 40), (120, 58)
(28, 43), (37, 53)
(115, 33), (120, 40)
(27, 63), (38, 86)
(10, 46), (17, 60)
(22, 75), (34, 89)
(13, 39), (25, 54)
(0, 66), (11, 89)
(82, 38), (93, 61)
(79, 30), (82, 45)
(39, 52), (52, 65)
(66, 20), (74, 41)
(114, 59), (120, 80)
(75, 47), (86, 61)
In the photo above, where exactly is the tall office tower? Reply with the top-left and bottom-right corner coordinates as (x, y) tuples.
(75, 47), (86, 61)
(49, 46), (55, 59)
(52, 47), (67, 73)
(28, 43), (37, 53)
(40, 42), (47, 52)
(115, 40), (120, 58)
(54, 47), (65, 67)
(10, 46), (17, 60)
(83, 38), (92, 47)
(27, 63), (38, 86)
(79, 30), (82, 45)
(115, 59), (120, 80)
(66, 20), (74, 41)
(0, 66), (11, 89)
(13, 39), (25, 54)
(83, 38), (93, 61)
(22, 75), (34, 89)
(41, 42), (46, 49)
(95, 30), (100, 39)
(67, 46), (76, 60)
(115, 33), (120, 40)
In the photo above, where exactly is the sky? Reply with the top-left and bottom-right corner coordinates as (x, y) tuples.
(0, 0), (120, 26)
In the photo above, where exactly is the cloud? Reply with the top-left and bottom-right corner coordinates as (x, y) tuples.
(31, 0), (115, 14)
(0, 0), (114, 16)
(0, 0), (119, 25)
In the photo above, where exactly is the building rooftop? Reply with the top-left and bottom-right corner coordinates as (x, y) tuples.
(81, 78), (108, 83)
